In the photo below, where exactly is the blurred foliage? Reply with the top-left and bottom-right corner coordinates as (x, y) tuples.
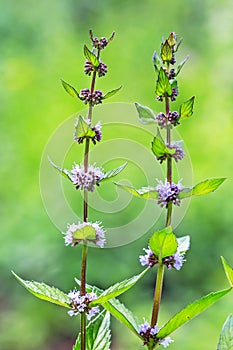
(0, 0), (233, 349)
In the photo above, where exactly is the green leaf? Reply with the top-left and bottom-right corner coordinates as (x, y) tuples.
(135, 102), (156, 124)
(84, 45), (99, 68)
(167, 32), (177, 47)
(156, 68), (172, 97)
(157, 288), (232, 339)
(178, 188), (193, 199)
(115, 182), (159, 200)
(152, 51), (161, 73)
(75, 116), (95, 139)
(177, 235), (190, 254)
(73, 311), (111, 350)
(48, 157), (72, 182)
(60, 79), (79, 98)
(192, 178), (226, 196)
(161, 40), (173, 62)
(12, 271), (71, 308)
(176, 56), (189, 76)
(151, 129), (176, 158)
(149, 226), (178, 261)
(217, 314), (233, 350)
(89, 269), (148, 307)
(101, 162), (127, 182)
(179, 96), (195, 120)
(73, 225), (96, 241)
(221, 257), (233, 287)
(103, 86), (122, 100)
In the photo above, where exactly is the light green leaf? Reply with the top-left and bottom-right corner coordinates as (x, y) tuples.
(152, 51), (162, 73)
(179, 96), (195, 120)
(48, 157), (72, 182)
(221, 257), (233, 287)
(89, 269), (148, 307)
(73, 225), (96, 241)
(157, 288), (232, 339)
(115, 182), (159, 200)
(103, 86), (122, 100)
(218, 314), (233, 350)
(101, 162), (127, 182)
(155, 68), (172, 97)
(192, 178), (226, 196)
(84, 45), (99, 68)
(135, 102), (156, 124)
(149, 226), (177, 261)
(167, 32), (177, 47)
(151, 129), (176, 158)
(12, 271), (71, 308)
(176, 56), (189, 76)
(75, 116), (95, 139)
(178, 187), (193, 199)
(60, 79), (79, 98)
(177, 235), (190, 254)
(161, 40), (173, 62)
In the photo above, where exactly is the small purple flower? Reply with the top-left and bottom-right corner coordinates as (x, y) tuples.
(139, 247), (158, 268)
(139, 321), (173, 347)
(168, 142), (184, 162)
(169, 68), (176, 79)
(160, 337), (174, 348)
(171, 86), (179, 101)
(84, 60), (94, 76)
(70, 163), (104, 192)
(68, 289), (100, 319)
(155, 111), (180, 128)
(91, 122), (102, 144)
(92, 36), (108, 50)
(79, 88), (103, 105)
(139, 320), (151, 335)
(156, 179), (182, 208)
(163, 252), (186, 270)
(170, 55), (176, 65)
(98, 62), (108, 77)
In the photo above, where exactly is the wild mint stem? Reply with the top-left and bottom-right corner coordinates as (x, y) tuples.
(81, 311), (86, 350)
(150, 263), (165, 327)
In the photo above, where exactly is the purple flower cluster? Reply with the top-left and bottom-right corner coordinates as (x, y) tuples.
(139, 320), (173, 348)
(139, 247), (158, 268)
(92, 36), (108, 50)
(84, 61), (108, 77)
(168, 142), (184, 162)
(74, 120), (102, 145)
(171, 86), (179, 101)
(68, 289), (100, 320)
(79, 88), (103, 105)
(70, 164), (104, 192)
(63, 221), (106, 248)
(155, 111), (180, 128)
(156, 179), (182, 207)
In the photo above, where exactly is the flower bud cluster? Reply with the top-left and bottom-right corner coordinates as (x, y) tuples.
(84, 61), (108, 77)
(139, 320), (173, 348)
(91, 36), (108, 50)
(155, 111), (180, 128)
(68, 289), (100, 320)
(70, 164), (104, 192)
(156, 142), (184, 164)
(156, 179), (182, 208)
(79, 88), (103, 105)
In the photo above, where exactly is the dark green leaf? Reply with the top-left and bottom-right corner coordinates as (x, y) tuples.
(103, 86), (122, 100)
(157, 288), (232, 339)
(48, 157), (72, 182)
(156, 68), (172, 97)
(192, 178), (226, 196)
(217, 314), (233, 350)
(75, 116), (95, 138)
(84, 45), (99, 68)
(101, 162), (127, 182)
(179, 96), (195, 120)
(161, 40), (173, 62)
(221, 257), (233, 287)
(135, 102), (156, 124)
(60, 79), (79, 98)
(115, 182), (159, 200)
(176, 56), (189, 76)
(149, 226), (177, 260)
(12, 271), (71, 308)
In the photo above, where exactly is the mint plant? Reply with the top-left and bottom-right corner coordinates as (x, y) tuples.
(12, 31), (232, 350)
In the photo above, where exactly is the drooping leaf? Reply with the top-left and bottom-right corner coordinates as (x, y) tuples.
(152, 51), (162, 73)
(73, 225), (96, 241)
(135, 102), (156, 124)
(115, 182), (159, 200)
(12, 271), (71, 308)
(178, 178), (226, 199)
(149, 226), (178, 261)
(60, 79), (80, 99)
(176, 235), (190, 254)
(155, 68), (172, 97)
(161, 40), (173, 62)
(84, 45), (99, 68)
(75, 116), (95, 139)
(100, 162), (127, 182)
(89, 269), (148, 307)
(103, 86), (122, 100)
(179, 96), (195, 120)
(48, 157), (73, 182)
(221, 257), (233, 287)
(217, 314), (233, 350)
(157, 288), (232, 339)
(176, 56), (189, 76)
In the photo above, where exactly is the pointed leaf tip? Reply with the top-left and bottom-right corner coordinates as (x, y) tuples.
(83, 44), (99, 68)
(135, 102), (156, 124)
(221, 256), (233, 287)
(60, 79), (80, 99)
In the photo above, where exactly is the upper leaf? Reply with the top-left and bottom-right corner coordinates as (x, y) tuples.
(151, 129), (176, 158)
(149, 226), (178, 261)
(103, 86), (122, 100)
(115, 182), (159, 200)
(152, 51), (162, 73)
(84, 45), (99, 68)
(157, 287), (232, 339)
(221, 257), (233, 287)
(176, 56), (189, 76)
(135, 102), (156, 124)
(161, 40), (173, 62)
(178, 178), (226, 199)
(101, 162), (127, 182)
(179, 96), (195, 120)
(48, 157), (73, 182)
(60, 79), (80, 99)
(217, 314), (233, 350)
(12, 271), (71, 308)
(156, 68), (172, 97)
(75, 116), (95, 139)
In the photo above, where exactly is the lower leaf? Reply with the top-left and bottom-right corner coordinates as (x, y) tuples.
(217, 314), (233, 350)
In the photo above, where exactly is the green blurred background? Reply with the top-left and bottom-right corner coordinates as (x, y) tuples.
(1, 0), (232, 349)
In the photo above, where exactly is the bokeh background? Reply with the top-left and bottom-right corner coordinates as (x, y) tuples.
(0, 0), (232, 349)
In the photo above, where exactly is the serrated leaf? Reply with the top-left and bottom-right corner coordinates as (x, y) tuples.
(218, 314), (233, 350)
(48, 157), (73, 182)
(60, 79), (80, 98)
(100, 162), (127, 182)
(149, 226), (177, 261)
(12, 271), (71, 308)
(177, 236), (190, 254)
(115, 182), (159, 200)
(73, 225), (96, 241)
(156, 68), (172, 97)
(167, 32), (177, 47)
(157, 288), (232, 339)
(176, 56), (189, 76)
(152, 51), (161, 73)
(161, 40), (173, 62)
(90, 269), (148, 307)
(151, 130), (176, 158)
(179, 96), (195, 120)
(84, 45), (99, 68)
(135, 102), (156, 124)
(75, 116), (95, 139)
(192, 178), (226, 196)
(103, 86), (122, 100)
(221, 257), (233, 287)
